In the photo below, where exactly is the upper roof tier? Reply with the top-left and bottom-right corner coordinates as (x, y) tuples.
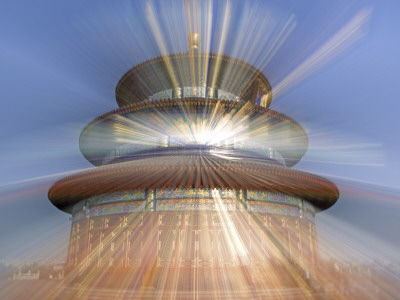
(115, 53), (272, 107)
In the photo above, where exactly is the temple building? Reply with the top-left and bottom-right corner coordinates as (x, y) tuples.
(49, 33), (338, 297)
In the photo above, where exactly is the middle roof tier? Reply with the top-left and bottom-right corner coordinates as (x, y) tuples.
(80, 99), (308, 167)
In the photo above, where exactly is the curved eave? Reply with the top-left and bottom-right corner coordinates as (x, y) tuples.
(115, 53), (272, 107)
(48, 155), (339, 214)
(79, 99), (309, 168)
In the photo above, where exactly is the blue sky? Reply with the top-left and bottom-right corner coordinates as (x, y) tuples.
(0, 0), (399, 261)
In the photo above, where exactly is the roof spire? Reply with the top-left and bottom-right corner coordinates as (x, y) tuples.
(188, 32), (201, 53)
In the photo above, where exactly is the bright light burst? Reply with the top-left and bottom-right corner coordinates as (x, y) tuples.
(1, 1), (400, 300)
